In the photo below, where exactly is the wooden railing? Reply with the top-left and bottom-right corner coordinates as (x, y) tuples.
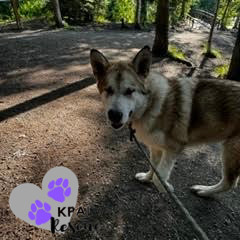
(189, 9), (220, 27)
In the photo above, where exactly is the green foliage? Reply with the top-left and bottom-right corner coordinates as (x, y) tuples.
(170, 0), (182, 25)
(214, 64), (229, 78)
(193, 0), (217, 13)
(195, 0), (240, 28)
(60, 0), (106, 24)
(94, 0), (108, 22)
(169, 0), (199, 25)
(0, 1), (12, 20)
(184, 0), (199, 17)
(168, 44), (186, 60)
(106, 0), (135, 23)
(218, 0), (240, 28)
(63, 21), (76, 30)
(19, 0), (49, 19)
(0, 0), (52, 22)
(95, 14), (107, 23)
(6, 0), (237, 27)
(147, 0), (157, 22)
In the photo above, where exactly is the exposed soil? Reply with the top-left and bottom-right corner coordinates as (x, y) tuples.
(0, 25), (239, 240)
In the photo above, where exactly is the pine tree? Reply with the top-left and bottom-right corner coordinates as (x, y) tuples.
(152, 0), (169, 57)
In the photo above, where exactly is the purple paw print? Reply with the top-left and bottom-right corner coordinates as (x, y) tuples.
(28, 200), (51, 225)
(48, 178), (71, 203)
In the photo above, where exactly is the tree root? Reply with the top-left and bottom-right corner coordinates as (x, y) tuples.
(152, 52), (193, 68)
(167, 53), (193, 67)
(204, 51), (217, 58)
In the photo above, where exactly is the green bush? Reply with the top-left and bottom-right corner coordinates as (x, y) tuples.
(169, 44), (186, 60)
(106, 0), (135, 23)
(19, 0), (48, 19)
(218, 0), (240, 29)
(169, 0), (199, 25)
(214, 64), (229, 78)
(147, 0), (157, 23)
(94, 0), (108, 22)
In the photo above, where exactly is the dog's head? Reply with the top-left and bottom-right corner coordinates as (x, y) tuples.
(90, 46), (152, 130)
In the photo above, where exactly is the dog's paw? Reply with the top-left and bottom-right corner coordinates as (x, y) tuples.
(190, 185), (213, 197)
(135, 172), (152, 182)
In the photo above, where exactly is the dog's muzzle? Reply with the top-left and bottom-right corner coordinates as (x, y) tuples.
(108, 109), (123, 129)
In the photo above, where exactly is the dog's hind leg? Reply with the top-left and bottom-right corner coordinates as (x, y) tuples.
(191, 137), (240, 197)
(135, 148), (162, 183)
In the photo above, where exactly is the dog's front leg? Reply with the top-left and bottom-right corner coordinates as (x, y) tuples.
(152, 150), (177, 192)
(135, 148), (162, 183)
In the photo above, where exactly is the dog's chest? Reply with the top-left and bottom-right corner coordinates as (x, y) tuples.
(132, 120), (167, 148)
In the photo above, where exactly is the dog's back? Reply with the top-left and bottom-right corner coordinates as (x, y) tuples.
(189, 78), (240, 144)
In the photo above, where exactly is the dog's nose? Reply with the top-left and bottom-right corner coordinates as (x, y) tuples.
(108, 109), (123, 123)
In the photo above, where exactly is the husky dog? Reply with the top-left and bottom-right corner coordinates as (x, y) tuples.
(90, 46), (240, 197)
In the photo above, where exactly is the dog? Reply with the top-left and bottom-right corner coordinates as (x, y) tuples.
(90, 46), (240, 197)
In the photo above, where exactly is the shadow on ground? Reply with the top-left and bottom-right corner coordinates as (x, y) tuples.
(0, 29), (153, 98)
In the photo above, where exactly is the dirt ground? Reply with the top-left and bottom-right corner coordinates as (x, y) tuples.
(0, 26), (240, 240)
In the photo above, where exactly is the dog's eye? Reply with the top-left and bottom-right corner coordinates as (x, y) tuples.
(124, 88), (135, 96)
(105, 87), (114, 95)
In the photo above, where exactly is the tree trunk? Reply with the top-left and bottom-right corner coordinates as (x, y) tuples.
(206, 0), (220, 56)
(140, 0), (147, 26)
(51, 0), (63, 28)
(135, 0), (142, 29)
(10, 0), (22, 30)
(233, 14), (240, 29)
(220, 0), (231, 30)
(152, 0), (169, 57)
(227, 24), (240, 81)
(180, 0), (186, 20)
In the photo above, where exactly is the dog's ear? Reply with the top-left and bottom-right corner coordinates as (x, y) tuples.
(132, 46), (152, 78)
(90, 49), (109, 81)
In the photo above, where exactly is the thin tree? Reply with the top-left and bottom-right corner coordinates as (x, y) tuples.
(135, 0), (142, 29)
(51, 0), (63, 28)
(180, 0), (186, 20)
(152, 0), (169, 57)
(141, 0), (148, 25)
(227, 23), (240, 80)
(139, 0), (154, 27)
(10, 0), (22, 29)
(220, 0), (231, 30)
(206, 0), (220, 57)
(233, 12), (240, 29)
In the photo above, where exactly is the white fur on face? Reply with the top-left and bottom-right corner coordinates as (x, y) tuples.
(101, 71), (148, 129)
(106, 94), (134, 124)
